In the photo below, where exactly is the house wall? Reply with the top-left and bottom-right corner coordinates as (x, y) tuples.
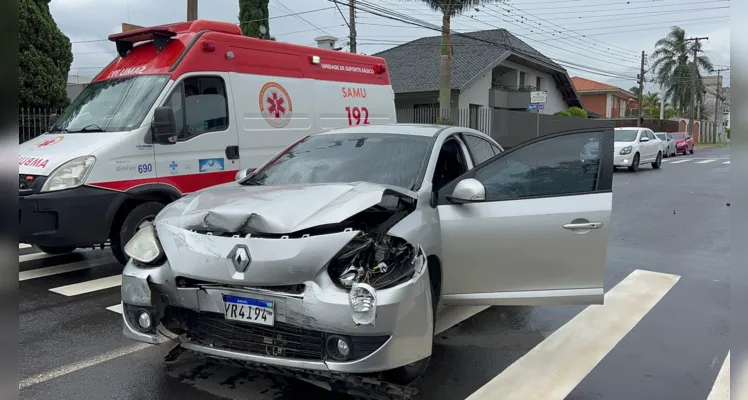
(579, 94), (608, 117)
(499, 60), (567, 114)
(458, 72), (492, 109)
(394, 91), (459, 123)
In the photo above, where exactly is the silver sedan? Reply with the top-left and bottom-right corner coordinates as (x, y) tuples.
(119, 124), (614, 385)
(655, 132), (677, 158)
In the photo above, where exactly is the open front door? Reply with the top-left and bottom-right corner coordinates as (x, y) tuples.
(436, 127), (614, 306)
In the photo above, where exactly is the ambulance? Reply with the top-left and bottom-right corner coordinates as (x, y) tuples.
(19, 20), (397, 265)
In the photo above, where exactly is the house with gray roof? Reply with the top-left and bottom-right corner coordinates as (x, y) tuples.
(374, 28), (583, 126)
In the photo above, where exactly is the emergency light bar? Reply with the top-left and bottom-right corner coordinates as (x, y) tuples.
(108, 26), (177, 58)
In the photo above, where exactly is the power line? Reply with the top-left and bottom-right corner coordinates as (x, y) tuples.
(499, 0), (729, 16)
(271, 1), (331, 35)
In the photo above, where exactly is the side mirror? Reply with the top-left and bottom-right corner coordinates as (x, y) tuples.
(152, 107), (177, 145)
(235, 168), (254, 181)
(48, 113), (59, 129)
(446, 178), (486, 204)
(640, 136), (649, 142)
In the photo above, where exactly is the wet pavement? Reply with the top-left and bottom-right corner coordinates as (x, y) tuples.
(18, 147), (730, 399)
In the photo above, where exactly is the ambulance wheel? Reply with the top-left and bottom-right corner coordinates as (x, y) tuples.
(111, 202), (165, 265)
(32, 245), (76, 255)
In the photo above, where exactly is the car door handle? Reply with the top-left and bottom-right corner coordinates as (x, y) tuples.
(225, 145), (240, 160)
(563, 222), (603, 230)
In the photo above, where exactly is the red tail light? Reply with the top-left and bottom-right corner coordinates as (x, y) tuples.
(202, 41), (216, 52)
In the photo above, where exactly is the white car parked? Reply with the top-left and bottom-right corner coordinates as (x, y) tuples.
(654, 132), (677, 158)
(613, 127), (663, 172)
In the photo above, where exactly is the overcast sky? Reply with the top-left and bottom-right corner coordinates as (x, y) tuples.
(51, 0), (730, 92)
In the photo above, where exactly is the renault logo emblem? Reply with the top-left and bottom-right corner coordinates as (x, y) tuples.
(228, 244), (251, 272)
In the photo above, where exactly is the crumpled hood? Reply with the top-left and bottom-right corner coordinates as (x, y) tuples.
(156, 181), (418, 234)
(19, 132), (125, 175)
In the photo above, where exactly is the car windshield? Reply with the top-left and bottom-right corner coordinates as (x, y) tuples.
(241, 133), (433, 190)
(51, 74), (170, 133)
(655, 133), (667, 140)
(670, 133), (686, 140)
(614, 129), (639, 142)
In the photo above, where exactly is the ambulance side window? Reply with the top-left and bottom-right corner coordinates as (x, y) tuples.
(166, 76), (229, 141)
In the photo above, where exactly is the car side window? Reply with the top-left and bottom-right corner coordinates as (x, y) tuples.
(166, 76), (229, 141)
(462, 134), (496, 166)
(648, 131), (656, 140)
(473, 131), (604, 201)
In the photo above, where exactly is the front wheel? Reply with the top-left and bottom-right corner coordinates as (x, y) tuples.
(628, 153), (640, 172)
(32, 245), (76, 255)
(111, 202), (165, 265)
(652, 152), (662, 169)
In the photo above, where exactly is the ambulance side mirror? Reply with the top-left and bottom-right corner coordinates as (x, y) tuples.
(48, 113), (59, 130)
(152, 107), (177, 145)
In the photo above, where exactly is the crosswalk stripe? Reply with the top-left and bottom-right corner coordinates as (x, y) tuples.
(669, 159), (691, 164)
(696, 159), (716, 164)
(707, 351), (730, 400)
(723, 161), (730, 165)
(19, 252), (64, 263)
(465, 269), (680, 400)
(106, 303), (123, 314)
(19, 243), (31, 249)
(19, 258), (115, 281)
(49, 275), (122, 297)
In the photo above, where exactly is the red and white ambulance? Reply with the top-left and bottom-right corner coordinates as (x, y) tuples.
(19, 20), (396, 264)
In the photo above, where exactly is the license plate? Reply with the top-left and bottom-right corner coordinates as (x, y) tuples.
(222, 295), (275, 326)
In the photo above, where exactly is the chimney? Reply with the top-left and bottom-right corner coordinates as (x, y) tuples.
(314, 35), (337, 50)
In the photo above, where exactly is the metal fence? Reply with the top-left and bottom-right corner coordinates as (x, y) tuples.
(396, 107), (615, 149)
(19, 108), (60, 143)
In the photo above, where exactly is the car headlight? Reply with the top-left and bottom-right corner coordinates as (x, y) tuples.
(619, 146), (632, 155)
(349, 283), (377, 325)
(124, 223), (164, 265)
(40, 156), (96, 192)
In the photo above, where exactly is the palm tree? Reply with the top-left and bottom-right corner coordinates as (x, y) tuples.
(642, 92), (660, 118)
(650, 26), (713, 117)
(410, 1), (502, 122)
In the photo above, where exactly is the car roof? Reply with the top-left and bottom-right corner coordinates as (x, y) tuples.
(314, 123), (450, 137)
(614, 127), (642, 130)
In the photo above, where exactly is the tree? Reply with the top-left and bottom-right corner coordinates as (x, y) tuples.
(651, 26), (713, 116)
(19, 0), (73, 109)
(411, 1), (503, 122)
(239, 0), (270, 39)
(629, 86), (640, 97)
(642, 91), (660, 118)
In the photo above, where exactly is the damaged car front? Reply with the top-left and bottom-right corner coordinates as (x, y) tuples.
(120, 130), (438, 385)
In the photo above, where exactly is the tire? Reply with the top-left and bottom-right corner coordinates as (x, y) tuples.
(382, 274), (437, 385)
(628, 153), (640, 172)
(690, 148), (694, 154)
(32, 245), (76, 255)
(652, 152), (662, 169)
(111, 202), (165, 265)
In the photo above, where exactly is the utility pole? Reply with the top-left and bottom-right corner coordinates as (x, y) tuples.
(713, 68), (728, 140)
(685, 36), (708, 136)
(187, 0), (198, 21)
(348, 0), (357, 53)
(637, 50), (645, 127)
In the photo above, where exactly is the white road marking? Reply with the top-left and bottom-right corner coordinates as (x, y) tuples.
(465, 269), (680, 400)
(435, 305), (490, 335)
(19, 243), (31, 249)
(696, 159), (717, 164)
(19, 343), (152, 390)
(707, 351), (730, 400)
(106, 303), (123, 314)
(669, 159), (691, 164)
(49, 275), (122, 296)
(19, 258), (115, 281)
(19, 252), (61, 263)
(723, 161), (730, 165)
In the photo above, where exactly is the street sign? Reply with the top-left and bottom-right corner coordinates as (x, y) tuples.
(537, 104), (544, 110)
(528, 104), (538, 110)
(530, 90), (548, 103)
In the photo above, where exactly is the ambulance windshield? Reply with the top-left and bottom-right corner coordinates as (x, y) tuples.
(51, 74), (169, 133)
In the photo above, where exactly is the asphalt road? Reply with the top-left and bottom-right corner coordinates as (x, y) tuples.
(18, 147), (730, 400)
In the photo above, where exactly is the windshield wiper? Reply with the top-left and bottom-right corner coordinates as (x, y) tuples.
(69, 124), (105, 133)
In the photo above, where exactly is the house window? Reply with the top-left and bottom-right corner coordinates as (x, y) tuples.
(535, 77), (542, 91)
(519, 72), (526, 87)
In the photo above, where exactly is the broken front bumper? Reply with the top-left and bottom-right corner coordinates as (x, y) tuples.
(120, 236), (433, 374)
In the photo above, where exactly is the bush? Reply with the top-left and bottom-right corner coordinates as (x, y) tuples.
(554, 107), (588, 118)
(726, 127), (730, 139)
